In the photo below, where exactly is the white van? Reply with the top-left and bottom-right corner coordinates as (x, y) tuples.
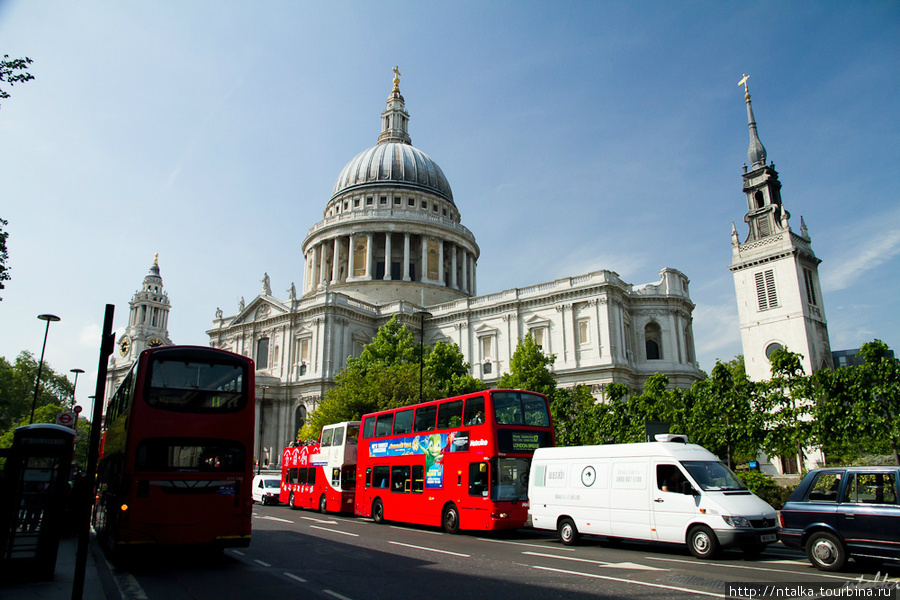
(528, 436), (778, 558)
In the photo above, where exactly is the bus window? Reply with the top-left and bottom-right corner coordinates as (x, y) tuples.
(375, 414), (394, 437)
(469, 462), (489, 497)
(298, 468), (308, 485)
(332, 427), (344, 446)
(373, 466), (389, 489)
(391, 466), (410, 493)
(411, 465), (424, 494)
(521, 393), (551, 427)
(362, 417), (375, 439)
(346, 423), (360, 445)
(135, 438), (245, 472)
(393, 409), (413, 435)
(414, 405), (437, 432)
(437, 400), (463, 430)
(146, 359), (245, 412)
(308, 468), (316, 486)
(464, 396), (485, 425)
(493, 391), (550, 427)
(321, 428), (334, 447)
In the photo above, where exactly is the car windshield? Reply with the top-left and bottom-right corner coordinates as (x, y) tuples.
(681, 460), (747, 491)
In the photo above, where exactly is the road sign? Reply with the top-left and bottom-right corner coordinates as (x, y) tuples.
(56, 411), (76, 428)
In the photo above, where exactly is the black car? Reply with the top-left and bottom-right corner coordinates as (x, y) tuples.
(778, 466), (900, 571)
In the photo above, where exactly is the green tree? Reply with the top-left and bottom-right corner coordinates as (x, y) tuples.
(761, 347), (814, 471)
(0, 54), (34, 109)
(0, 351), (75, 430)
(424, 341), (485, 399)
(851, 340), (900, 464)
(496, 333), (557, 398)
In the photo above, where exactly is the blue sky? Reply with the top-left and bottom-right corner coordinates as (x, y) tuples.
(1, 1), (898, 411)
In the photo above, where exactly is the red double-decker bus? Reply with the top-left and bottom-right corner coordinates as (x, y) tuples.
(280, 421), (360, 514)
(355, 389), (554, 533)
(94, 346), (255, 552)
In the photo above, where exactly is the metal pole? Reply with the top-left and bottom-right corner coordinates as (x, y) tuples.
(30, 314), (60, 424)
(257, 385), (268, 475)
(413, 311), (431, 403)
(72, 304), (114, 600)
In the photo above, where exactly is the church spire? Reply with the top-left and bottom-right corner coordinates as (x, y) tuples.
(378, 66), (412, 145)
(740, 74), (767, 170)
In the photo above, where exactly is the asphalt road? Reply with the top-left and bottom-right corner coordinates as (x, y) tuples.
(104, 503), (900, 600)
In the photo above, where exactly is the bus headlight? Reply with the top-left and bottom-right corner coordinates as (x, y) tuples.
(722, 515), (751, 528)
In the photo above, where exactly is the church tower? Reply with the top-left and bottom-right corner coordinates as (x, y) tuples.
(729, 76), (832, 381)
(106, 255), (174, 397)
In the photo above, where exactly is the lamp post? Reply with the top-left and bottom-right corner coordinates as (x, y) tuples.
(413, 311), (432, 403)
(30, 313), (60, 424)
(257, 385), (269, 475)
(70, 368), (85, 409)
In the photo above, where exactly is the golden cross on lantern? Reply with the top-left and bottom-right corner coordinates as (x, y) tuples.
(738, 73), (750, 92)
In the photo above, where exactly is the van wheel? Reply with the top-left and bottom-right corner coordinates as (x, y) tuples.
(319, 495), (328, 514)
(288, 492), (297, 510)
(558, 518), (580, 546)
(688, 525), (720, 559)
(806, 531), (846, 571)
(372, 499), (385, 524)
(442, 503), (460, 534)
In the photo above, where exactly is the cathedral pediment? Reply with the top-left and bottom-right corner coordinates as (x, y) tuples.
(231, 296), (290, 325)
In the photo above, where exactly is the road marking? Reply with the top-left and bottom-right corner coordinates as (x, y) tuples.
(300, 516), (339, 525)
(533, 565), (729, 598)
(111, 571), (150, 600)
(389, 541), (470, 557)
(642, 556), (859, 581)
(310, 525), (359, 537)
(522, 551), (666, 571)
(231, 550), (245, 556)
(390, 525), (442, 535)
(284, 573), (307, 583)
(258, 515), (295, 524)
(324, 590), (354, 600)
(477, 537), (577, 551)
(254, 559), (272, 567)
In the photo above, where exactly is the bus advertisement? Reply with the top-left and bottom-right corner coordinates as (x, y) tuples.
(354, 389), (554, 533)
(93, 346), (255, 553)
(280, 421), (360, 514)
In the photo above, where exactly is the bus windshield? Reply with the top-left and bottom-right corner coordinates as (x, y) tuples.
(492, 391), (551, 427)
(146, 358), (245, 412)
(681, 461), (747, 492)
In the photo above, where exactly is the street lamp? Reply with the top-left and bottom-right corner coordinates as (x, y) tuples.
(70, 368), (85, 409)
(30, 313), (60, 424)
(413, 311), (432, 403)
(257, 385), (269, 475)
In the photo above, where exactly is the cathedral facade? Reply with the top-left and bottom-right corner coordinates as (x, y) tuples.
(206, 72), (702, 467)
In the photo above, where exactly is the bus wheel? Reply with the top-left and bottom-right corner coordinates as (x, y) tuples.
(288, 492), (297, 510)
(558, 518), (580, 546)
(688, 525), (720, 559)
(372, 499), (385, 524)
(442, 503), (460, 534)
(319, 495), (328, 514)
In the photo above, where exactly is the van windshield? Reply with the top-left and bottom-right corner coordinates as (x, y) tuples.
(680, 461), (747, 492)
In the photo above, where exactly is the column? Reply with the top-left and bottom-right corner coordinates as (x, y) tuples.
(365, 232), (374, 280)
(461, 249), (468, 294)
(450, 245), (458, 289)
(331, 237), (341, 284)
(318, 241), (328, 287)
(384, 232), (392, 280)
(347, 234), (356, 280)
(420, 236), (428, 282)
(402, 233), (411, 281)
(471, 258), (476, 295)
(438, 240), (445, 286)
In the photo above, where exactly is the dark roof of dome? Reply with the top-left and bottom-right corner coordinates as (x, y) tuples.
(331, 142), (453, 203)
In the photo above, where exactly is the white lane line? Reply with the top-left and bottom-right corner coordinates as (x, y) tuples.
(533, 565), (729, 598)
(254, 559), (272, 567)
(231, 550), (245, 556)
(522, 551), (666, 571)
(388, 541), (471, 557)
(390, 525), (442, 535)
(258, 515), (295, 523)
(300, 516), (339, 524)
(324, 590), (354, 600)
(111, 571), (150, 600)
(284, 572), (307, 583)
(642, 556), (860, 581)
(477, 537), (577, 552)
(310, 525), (359, 537)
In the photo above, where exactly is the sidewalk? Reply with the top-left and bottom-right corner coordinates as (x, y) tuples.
(1, 535), (120, 600)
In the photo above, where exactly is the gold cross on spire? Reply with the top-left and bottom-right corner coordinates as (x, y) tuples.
(392, 66), (401, 91)
(738, 73), (750, 92)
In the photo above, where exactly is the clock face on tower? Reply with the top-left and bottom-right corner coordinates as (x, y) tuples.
(119, 337), (131, 357)
(148, 338), (164, 348)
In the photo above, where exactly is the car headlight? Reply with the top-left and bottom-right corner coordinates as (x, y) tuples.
(722, 515), (752, 528)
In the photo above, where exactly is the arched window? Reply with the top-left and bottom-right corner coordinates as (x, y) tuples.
(754, 190), (765, 209)
(294, 405), (307, 441)
(645, 322), (662, 360)
(256, 337), (269, 368)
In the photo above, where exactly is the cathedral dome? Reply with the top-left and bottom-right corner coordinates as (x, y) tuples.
(331, 142), (453, 204)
